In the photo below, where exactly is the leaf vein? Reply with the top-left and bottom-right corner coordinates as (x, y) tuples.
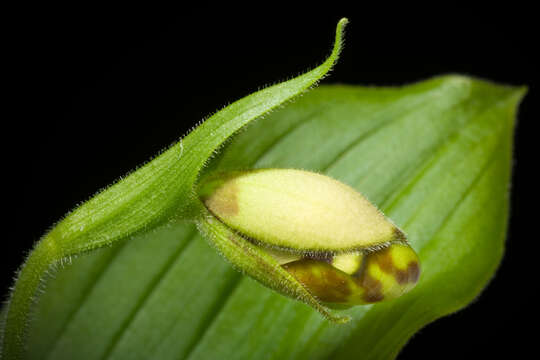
(100, 229), (199, 360)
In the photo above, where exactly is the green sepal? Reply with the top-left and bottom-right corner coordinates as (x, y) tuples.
(196, 207), (351, 324)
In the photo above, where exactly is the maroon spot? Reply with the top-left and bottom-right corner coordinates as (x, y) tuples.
(283, 259), (351, 303)
(372, 248), (395, 274)
(394, 261), (420, 285)
(359, 273), (384, 303)
(395, 269), (409, 285)
(407, 262), (420, 283)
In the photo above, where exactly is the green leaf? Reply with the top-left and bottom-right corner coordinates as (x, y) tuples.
(15, 75), (524, 360)
(2, 18), (525, 360)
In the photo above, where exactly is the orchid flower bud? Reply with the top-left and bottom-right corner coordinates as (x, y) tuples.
(197, 169), (420, 320)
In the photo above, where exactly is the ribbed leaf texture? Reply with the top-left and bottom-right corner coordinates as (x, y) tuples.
(20, 76), (524, 360)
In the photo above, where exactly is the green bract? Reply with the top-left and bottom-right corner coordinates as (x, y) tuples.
(1, 18), (349, 360)
(1, 17), (526, 360)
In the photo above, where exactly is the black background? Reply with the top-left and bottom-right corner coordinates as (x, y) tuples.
(5, 6), (538, 359)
